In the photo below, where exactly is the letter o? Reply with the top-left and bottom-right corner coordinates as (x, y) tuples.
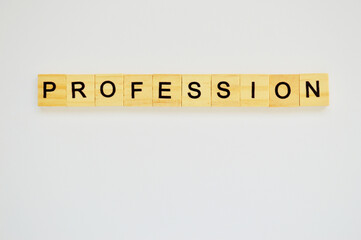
(275, 82), (291, 99)
(100, 81), (116, 98)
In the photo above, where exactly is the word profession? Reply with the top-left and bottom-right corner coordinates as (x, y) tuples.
(38, 74), (329, 107)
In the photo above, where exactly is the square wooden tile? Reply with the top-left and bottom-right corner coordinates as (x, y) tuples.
(66, 74), (95, 106)
(38, 74), (67, 106)
(211, 74), (240, 107)
(123, 74), (153, 106)
(182, 74), (211, 107)
(95, 74), (123, 106)
(269, 74), (300, 107)
(240, 74), (269, 107)
(153, 74), (181, 107)
(300, 73), (329, 106)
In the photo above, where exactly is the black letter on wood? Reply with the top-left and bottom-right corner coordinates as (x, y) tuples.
(159, 82), (171, 99)
(251, 81), (255, 98)
(43, 82), (56, 98)
(217, 81), (230, 98)
(306, 81), (320, 98)
(131, 82), (143, 98)
(188, 82), (201, 99)
(275, 82), (291, 99)
(100, 81), (116, 98)
(72, 82), (86, 98)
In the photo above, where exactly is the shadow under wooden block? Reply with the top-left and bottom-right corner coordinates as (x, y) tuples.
(211, 74), (240, 107)
(240, 74), (269, 107)
(300, 73), (329, 106)
(153, 74), (181, 107)
(66, 74), (95, 107)
(123, 74), (152, 106)
(38, 74), (67, 106)
(269, 74), (300, 107)
(95, 74), (123, 106)
(182, 74), (211, 107)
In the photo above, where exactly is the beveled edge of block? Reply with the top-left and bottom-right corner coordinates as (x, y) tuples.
(181, 74), (212, 76)
(153, 74), (182, 76)
(300, 72), (329, 76)
(38, 74), (66, 77)
(66, 74), (95, 77)
(123, 74), (153, 77)
(269, 73), (300, 77)
(95, 73), (123, 77)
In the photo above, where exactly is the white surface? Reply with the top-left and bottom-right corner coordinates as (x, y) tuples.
(1, 0), (361, 239)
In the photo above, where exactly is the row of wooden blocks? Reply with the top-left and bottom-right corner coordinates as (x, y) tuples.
(38, 74), (329, 107)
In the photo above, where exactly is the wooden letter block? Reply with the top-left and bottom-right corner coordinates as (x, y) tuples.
(300, 73), (329, 106)
(153, 74), (181, 107)
(240, 74), (269, 107)
(95, 74), (123, 106)
(212, 74), (240, 106)
(123, 74), (152, 106)
(182, 74), (211, 107)
(67, 74), (95, 106)
(269, 74), (300, 107)
(38, 74), (67, 106)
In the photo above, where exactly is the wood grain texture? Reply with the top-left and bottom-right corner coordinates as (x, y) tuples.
(123, 74), (152, 106)
(38, 73), (328, 107)
(66, 74), (95, 106)
(240, 74), (269, 107)
(300, 73), (329, 106)
(38, 74), (67, 106)
(153, 74), (181, 107)
(182, 74), (211, 107)
(95, 74), (123, 106)
(269, 74), (300, 107)
(211, 74), (240, 107)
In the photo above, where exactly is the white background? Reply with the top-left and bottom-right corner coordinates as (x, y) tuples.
(1, 0), (361, 239)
